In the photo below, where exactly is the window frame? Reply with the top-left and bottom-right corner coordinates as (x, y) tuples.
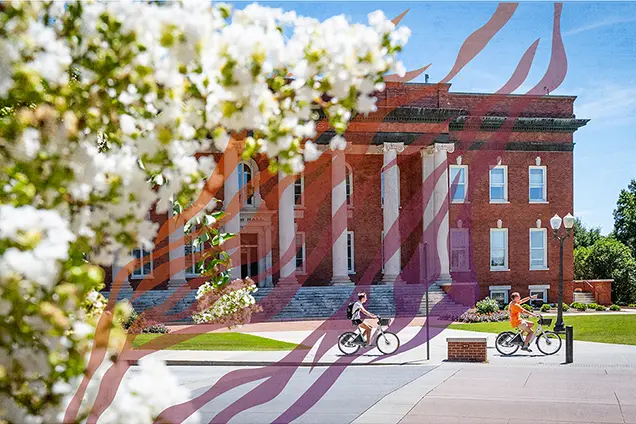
(131, 247), (153, 279)
(238, 161), (255, 206)
(295, 232), (306, 275)
(449, 164), (468, 203)
(345, 163), (354, 207)
(347, 230), (355, 274)
(490, 228), (509, 271)
(529, 284), (550, 306)
(489, 285), (511, 307)
(185, 241), (203, 277)
(450, 227), (470, 272)
(528, 166), (547, 203)
(294, 174), (305, 208)
(489, 165), (508, 203)
(529, 228), (548, 270)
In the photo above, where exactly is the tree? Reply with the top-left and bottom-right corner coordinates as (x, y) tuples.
(578, 237), (636, 304)
(573, 217), (601, 249)
(0, 2), (408, 423)
(614, 179), (636, 258)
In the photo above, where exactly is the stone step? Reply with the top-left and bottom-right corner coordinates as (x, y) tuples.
(573, 292), (596, 304)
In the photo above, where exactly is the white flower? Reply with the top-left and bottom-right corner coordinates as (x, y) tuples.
(329, 135), (347, 150)
(303, 140), (321, 161)
(119, 115), (137, 135)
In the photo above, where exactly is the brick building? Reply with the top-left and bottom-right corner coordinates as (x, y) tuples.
(107, 83), (591, 309)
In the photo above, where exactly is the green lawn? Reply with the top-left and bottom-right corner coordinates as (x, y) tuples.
(448, 314), (636, 346)
(133, 332), (308, 351)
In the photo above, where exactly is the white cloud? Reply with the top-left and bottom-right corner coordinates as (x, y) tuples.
(574, 83), (636, 126)
(564, 16), (636, 36)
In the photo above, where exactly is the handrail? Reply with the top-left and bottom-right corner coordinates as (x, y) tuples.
(582, 280), (600, 303)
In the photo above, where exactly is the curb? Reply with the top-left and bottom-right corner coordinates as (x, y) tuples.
(126, 359), (435, 367)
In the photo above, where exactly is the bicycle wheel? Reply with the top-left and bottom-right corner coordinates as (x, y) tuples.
(495, 331), (520, 356)
(376, 332), (400, 355)
(338, 332), (361, 355)
(536, 331), (562, 355)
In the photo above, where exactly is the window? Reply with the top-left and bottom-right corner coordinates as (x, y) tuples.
(131, 247), (153, 278)
(185, 241), (203, 276)
(238, 162), (254, 206)
(530, 228), (548, 270)
(489, 166), (508, 203)
(295, 232), (306, 274)
(529, 285), (550, 307)
(345, 164), (353, 207)
(490, 229), (508, 271)
(294, 174), (304, 207)
(450, 228), (470, 271)
(347, 231), (355, 274)
(381, 167), (400, 208)
(489, 285), (511, 307)
(529, 166), (547, 203)
(449, 165), (468, 203)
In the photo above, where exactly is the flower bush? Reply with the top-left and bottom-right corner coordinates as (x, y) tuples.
(442, 309), (509, 323)
(0, 1), (408, 422)
(475, 297), (500, 314)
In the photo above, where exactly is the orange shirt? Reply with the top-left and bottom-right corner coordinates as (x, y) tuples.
(509, 303), (525, 328)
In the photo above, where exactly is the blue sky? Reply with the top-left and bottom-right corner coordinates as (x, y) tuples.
(235, 1), (636, 233)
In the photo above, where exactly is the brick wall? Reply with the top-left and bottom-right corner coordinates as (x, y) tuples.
(447, 338), (487, 362)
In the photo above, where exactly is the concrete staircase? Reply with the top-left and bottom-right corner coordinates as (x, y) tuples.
(573, 291), (596, 305)
(102, 283), (470, 323)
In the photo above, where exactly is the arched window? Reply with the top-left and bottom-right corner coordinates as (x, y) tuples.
(345, 163), (353, 207)
(238, 161), (254, 206)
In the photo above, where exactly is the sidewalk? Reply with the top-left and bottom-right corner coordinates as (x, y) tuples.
(123, 326), (636, 368)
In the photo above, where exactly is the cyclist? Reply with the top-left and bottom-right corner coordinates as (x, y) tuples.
(508, 292), (538, 352)
(351, 292), (377, 346)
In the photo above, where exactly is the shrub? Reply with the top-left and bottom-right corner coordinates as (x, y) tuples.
(522, 303), (533, 312)
(610, 304), (621, 311)
(562, 303), (570, 311)
(570, 302), (588, 311)
(475, 297), (500, 314)
(540, 304), (552, 312)
(122, 308), (138, 330)
(141, 323), (170, 334)
(628, 304), (636, 308)
(589, 303), (606, 311)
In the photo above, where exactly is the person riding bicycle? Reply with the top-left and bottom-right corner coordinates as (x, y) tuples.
(351, 292), (377, 346)
(509, 292), (538, 352)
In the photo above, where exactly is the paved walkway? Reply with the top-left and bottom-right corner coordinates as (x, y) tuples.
(125, 325), (636, 367)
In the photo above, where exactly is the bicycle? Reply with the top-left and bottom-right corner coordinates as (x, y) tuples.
(495, 314), (562, 356)
(338, 316), (400, 355)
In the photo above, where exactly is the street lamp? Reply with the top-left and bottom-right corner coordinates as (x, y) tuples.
(550, 213), (575, 333)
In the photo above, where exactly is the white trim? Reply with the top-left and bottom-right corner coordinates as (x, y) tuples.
(449, 164), (468, 203)
(347, 230), (355, 274)
(185, 241), (202, 277)
(529, 284), (550, 290)
(528, 166), (547, 203)
(381, 230), (384, 272)
(490, 228), (508, 271)
(345, 163), (354, 208)
(238, 158), (261, 208)
(489, 285), (512, 290)
(295, 232), (306, 275)
(489, 165), (508, 203)
(529, 228), (548, 270)
(381, 165), (400, 209)
(294, 174), (305, 208)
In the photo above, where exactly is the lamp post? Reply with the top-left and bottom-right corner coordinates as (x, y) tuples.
(550, 213), (575, 333)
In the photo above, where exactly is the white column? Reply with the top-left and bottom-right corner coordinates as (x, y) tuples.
(224, 145), (242, 280)
(382, 142), (404, 284)
(278, 171), (298, 285)
(331, 150), (352, 285)
(167, 206), (188, 289)
(422, 147), (436, 281)
(433, 143), (453, 282)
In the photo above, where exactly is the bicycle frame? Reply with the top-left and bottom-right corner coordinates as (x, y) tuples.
(353, 321), (386, 344)
(514, 321), (545, 345)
